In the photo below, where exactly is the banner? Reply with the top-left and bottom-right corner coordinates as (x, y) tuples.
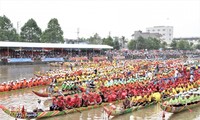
(69, 57), (88, 61)
(93, 57), (107, 61)
(7, 58), (33, 63)
(41, 58), (64, 62)
(113, 56), (125, 60)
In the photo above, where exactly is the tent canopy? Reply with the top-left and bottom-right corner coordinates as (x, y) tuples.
(0, 41), (113, 49)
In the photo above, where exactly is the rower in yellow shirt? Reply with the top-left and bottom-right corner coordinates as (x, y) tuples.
(131, 96), (137, 106)
(172, 88), (177, 95)
(146, 94), (152, 103)
(53, 84), (59, 92)
(152, 92), (161, 102)
(136, 95), (143, 105)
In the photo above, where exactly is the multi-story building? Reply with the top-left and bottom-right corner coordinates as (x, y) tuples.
(146, 26), (173, 44)
(132, 30), (162, 40)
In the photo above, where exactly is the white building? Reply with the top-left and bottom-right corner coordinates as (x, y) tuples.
(146, 26), (173, 44)
(132, 30), (161, 40)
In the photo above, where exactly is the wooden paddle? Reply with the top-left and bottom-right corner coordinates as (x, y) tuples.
(185, 105), (192, 112)
(63, 110), (73, 120)
(74, 108), (82, 113)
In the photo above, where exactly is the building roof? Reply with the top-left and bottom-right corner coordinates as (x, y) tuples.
(173, 37), (200, 41)
(132, 31), (162, 37)
(0, 41), (113, 49)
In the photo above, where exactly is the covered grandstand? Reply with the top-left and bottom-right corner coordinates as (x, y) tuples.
(0, 41), (113, 63)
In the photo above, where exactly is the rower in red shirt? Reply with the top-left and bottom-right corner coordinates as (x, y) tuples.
(107, 92), (113, 103)
(56, 97), (65, 111)
(65, 96), (74, 109)
(88, 92), (96, 105)
(121, 90), (127, 99)
(81, 93), (89, 107)
(50, 97), (57, 111)
(73, 94), (81, 108)
(95, 93), (102, 104)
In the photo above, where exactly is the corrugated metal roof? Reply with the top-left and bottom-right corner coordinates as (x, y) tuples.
(0, 41), (113, 49)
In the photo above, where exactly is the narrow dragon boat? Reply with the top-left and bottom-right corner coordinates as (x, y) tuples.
(0, 99), (123, 119)
(32, 90), (82, 97)
(160, 97), (200, 113)
(103, 86), (200, 117)
(103, 101), (157, 117)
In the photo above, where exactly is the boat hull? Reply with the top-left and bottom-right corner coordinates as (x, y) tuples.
(32, 90), (81, 97)
(103, 101), (157, 117)
(0, 98), (125, 119)
(160, 101), (200, 113)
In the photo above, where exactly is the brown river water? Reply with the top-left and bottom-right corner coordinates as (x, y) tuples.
(0, 64), (200, 120)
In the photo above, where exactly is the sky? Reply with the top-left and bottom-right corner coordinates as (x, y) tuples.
(0, 0), (199, 39)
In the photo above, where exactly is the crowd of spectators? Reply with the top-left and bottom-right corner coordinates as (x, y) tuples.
(0, 48), (200, 61)
(106, 50), (200, 60)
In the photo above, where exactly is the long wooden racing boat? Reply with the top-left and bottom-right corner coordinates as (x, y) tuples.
(103, 101), (157, 117)
(160, 98), (200, 113)
(103, 86), (200, 117)
(32, 90), (82, 97)
(0, 99), (124, 119)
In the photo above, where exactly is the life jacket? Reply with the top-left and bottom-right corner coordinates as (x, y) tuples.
(111, 94), (117, 101)
(12, 84), (17, 90)
(52, 98), (58, 106)
(72, 97), (81, 107)
(4, 85), (10, 91)
(65, 96), (73, 108)
(23, 80), (27, 88)
(28, 81), (32, 88)
(107, 94), (113, 102)
(96, 94), (102, 104)
(57, 99), (65, 108)
(0, 85), (4, 92)
(81, 95), (88, 107)
(88, 95), (96, 105)
(121, 91), (127, 99)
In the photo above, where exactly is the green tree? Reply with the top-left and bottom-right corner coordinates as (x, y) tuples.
(41, 18), (64, 43)
(136, 36), (146, 50)
(177, 40), (190, 50)
(170, 40), (177, 49)
(121, 36), (126, 48)
(20, 18), (42, 42)
(0, 15), (19, 41)
(131, 37), (162, 50)
(151, 38), (161, 49)
(190, 42), (194, 48)
(128, 39), (136, 50)
(195, 44), (200, 49)
(113, 38), (120, 50)
(161, 41), (167, 49)
(102, 36), (114, 46)
(87, 33), (102, 44)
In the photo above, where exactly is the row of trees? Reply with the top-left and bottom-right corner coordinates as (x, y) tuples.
(82, 33), (122, 49)
(0, 15), (64, 43)
(0, 15), (122, 49)
(1, 15), (200, 50)
(127, 37), (167, 50)
(170, 40), (200, 50)
(127, 37), (200, 50)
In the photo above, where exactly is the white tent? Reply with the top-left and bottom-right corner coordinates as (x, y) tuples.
(0, 41), (113, 49)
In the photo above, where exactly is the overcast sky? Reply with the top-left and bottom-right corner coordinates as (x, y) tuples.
(0, 0), (199, 39)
